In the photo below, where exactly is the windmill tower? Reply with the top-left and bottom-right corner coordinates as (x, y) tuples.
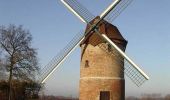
(38, 0), (150, 100)
(80, 17), (127, 100)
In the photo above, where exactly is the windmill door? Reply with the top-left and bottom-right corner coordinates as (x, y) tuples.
(100, 91), (110, 100)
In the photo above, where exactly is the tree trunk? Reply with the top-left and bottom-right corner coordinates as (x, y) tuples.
(8, 56), (14, 100)
(8, 67), (12, 100)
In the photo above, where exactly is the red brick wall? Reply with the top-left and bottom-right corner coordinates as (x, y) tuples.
(80, 43), (125, 100)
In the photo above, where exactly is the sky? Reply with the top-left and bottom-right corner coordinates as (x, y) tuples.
(0, 0), (170, 98)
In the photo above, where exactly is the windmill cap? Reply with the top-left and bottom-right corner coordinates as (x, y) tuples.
(80, 16), (127, 47)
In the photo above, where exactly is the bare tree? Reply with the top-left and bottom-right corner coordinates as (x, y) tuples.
(0, 24), (39, 100)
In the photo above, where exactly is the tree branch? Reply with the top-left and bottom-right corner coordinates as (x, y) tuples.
(0, 42), (12, 56)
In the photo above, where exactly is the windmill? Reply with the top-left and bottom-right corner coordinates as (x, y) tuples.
(38, 0), (149, 100)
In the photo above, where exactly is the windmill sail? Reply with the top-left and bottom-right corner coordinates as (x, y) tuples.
(39, 0), (149, 85)
(61, 0), (95, 23)
(95, 30), (149, 86)
(106, 0), (134, 23)
(100, 0), (134, 23)
(39, 30), (85, 83)
(100, 0), (121, 19)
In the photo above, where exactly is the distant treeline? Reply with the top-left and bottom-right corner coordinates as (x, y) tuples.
(38, 94), (170, 100)
(39, 95), (78, 100)
(126, 94), (170, 100)
(0, 80), (41, 100)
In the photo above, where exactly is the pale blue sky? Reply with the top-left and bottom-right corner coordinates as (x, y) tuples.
(0, 0), (170, 97)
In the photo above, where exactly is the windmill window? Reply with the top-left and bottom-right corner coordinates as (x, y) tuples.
(100, 91), (110, 100)
(85, 60), (89, 68)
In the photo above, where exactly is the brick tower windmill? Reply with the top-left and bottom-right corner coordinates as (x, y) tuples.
(79, 17), (127, 100)
(38, 0), (149, 100)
